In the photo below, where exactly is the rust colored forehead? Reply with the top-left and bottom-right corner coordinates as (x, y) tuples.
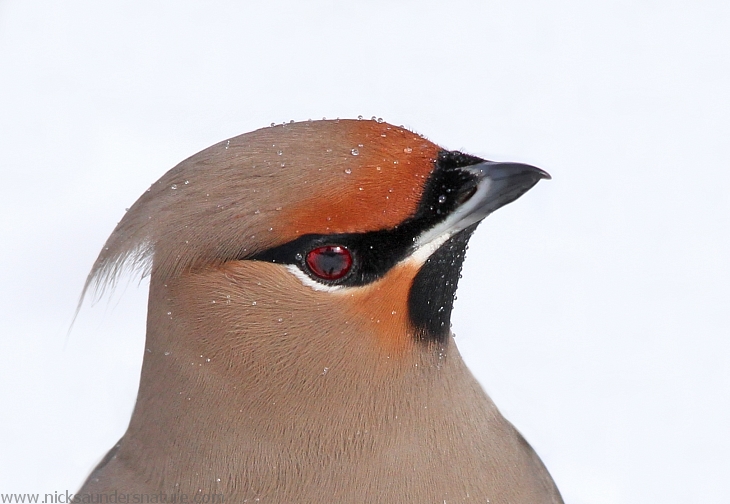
(278, 120), (441, 237)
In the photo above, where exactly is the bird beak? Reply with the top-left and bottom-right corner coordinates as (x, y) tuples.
(456, 161), (551, 229)
(414, 161), (550, 253)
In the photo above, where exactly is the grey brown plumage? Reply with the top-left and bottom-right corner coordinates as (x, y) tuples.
(78, 119), (562, 503)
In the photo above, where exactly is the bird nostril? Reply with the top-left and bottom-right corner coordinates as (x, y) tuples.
(305, 245), (353, 281)
(455, 184), (478, 206)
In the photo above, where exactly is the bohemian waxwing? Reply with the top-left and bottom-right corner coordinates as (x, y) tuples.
(77, 119), (562, 503)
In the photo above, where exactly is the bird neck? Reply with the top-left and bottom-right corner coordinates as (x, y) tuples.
(120, 262), (492, 486)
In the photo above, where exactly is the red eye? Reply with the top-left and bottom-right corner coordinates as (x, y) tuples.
(305, 245), (353, 280)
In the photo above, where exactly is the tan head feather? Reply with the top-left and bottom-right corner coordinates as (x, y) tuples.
(81, 120), (440, 303)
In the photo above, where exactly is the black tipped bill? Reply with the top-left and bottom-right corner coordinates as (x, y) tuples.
(414, 160), (550, 250)
(462, 161), (550, 223)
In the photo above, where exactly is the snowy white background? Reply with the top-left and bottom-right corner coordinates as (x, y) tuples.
(1, 1), (728, 502)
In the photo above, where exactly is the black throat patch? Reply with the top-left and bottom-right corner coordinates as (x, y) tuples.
(408, 224), (477, 343)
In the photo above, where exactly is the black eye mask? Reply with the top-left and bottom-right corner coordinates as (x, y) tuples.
(249, 151), (482, 285)
(247, 150), (484, 343)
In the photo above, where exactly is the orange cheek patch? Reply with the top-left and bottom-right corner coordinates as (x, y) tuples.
(343, 261), (420, 355)
(278, 122), (441, 236)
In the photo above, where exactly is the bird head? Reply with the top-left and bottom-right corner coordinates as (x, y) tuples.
(85, 119), (548, 376)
